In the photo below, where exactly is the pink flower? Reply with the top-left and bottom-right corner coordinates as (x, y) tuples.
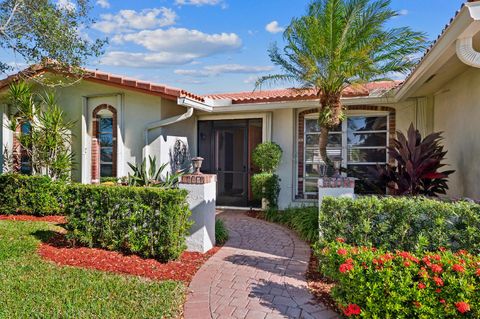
(339, 263), (354, 273)
(452, 264), (465, 273)
(433, 276), (444, 287)
(337, 248), (348, 256)
(343, 304), (361, 316)
(455, 302), (470, 314)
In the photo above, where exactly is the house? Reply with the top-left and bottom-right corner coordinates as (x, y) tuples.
(1, 1), (480, 209)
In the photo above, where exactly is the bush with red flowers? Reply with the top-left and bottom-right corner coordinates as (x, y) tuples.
(316, 240), (480, 318)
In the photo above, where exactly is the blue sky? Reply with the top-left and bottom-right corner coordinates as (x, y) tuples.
(3, 0), (468, 94)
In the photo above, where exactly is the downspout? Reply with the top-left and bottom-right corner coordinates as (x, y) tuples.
(143, 107), (194, 161)
(456, 36), (480, 68)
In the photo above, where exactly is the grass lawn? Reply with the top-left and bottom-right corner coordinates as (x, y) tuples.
(0, 220), (185, 319)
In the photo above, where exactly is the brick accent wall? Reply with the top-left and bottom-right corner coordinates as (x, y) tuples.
(91, 104), (117, 183)
(296, 105), (396, 199)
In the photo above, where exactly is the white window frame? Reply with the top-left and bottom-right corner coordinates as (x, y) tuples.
(303, 111), (390, 195)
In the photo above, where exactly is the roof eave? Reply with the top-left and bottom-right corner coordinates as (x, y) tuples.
(395, 2), (480, 101)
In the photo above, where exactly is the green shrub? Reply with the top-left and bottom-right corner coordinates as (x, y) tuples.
(65, 184), (191, 261)
(251, 173), (281, 208)
(320, 196), (480, 253)
(265, 206), (319, 242)
(215, 219), (229, 245)
(316, 240), (480, 318)
(0, 174), (67, 216)
(251, 142), (283, 173)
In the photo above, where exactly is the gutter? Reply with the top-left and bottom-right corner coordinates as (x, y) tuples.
(142, 96), (212, 161)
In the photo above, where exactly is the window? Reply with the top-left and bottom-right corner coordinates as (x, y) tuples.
(20, 122), (32, 175)
(303, 114), (388, 195)
(97, 114), (114, 177)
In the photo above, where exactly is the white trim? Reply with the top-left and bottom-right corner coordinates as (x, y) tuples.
(81, 97), (89, 183)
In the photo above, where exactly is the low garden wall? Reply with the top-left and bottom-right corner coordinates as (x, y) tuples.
(0, 174), (191, 261)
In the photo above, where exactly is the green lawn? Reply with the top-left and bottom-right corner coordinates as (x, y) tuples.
(0, 220), (185, 319)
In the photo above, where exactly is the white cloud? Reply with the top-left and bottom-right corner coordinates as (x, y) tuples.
(265, 21), (284, 34)
(243, 75), (259, 84)
(398, 9), (409, 16)
(56, 0), (76, 11)
(174, 64), (273, 77)
(175, 0), (223, 6)
(93, 8), (177, 34)
(100, 51), (202, 68)
(96, 0), (110, 8)
(114, 28), (242, 55)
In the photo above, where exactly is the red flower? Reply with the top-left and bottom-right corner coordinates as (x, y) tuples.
(433, 276), (444, 287)
(455, 302), (470, 314)
(439, 247), (446, 252)
(404, 261), (411, 267)
(435, 288), (442, 293)
(345, 258), (354, 264)
(476, 268), (480, 276)
(418, 282), (426, 289)
(440, 299), (446, 304)
(432, 254), (441, 261)
(336, 237), (345, 243)
(343, 304), (361, 316)
(339, 263), (354, 273)
(452, 264), (465, 273)
(430, 264), (443, 274)
(337, 248), (348, 256)
(413, 301), (421, 308)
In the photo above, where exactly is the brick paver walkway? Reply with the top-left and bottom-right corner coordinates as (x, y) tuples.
(184, 210), (338, 319)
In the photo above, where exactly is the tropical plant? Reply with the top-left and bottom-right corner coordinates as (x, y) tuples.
(6, 82), (76, 180)
(215, 219), (229, 246)
(127, 156), (184, 188)
(0, 0), (105, 78)
(378, 123), (454, 196)
(256, 0), (427, 168)
(251, 142), (282, 173)
(251, 142), (283, 209)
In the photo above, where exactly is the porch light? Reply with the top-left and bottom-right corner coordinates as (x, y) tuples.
(191, 157), (204, 175)
(333, 157), (342, 178)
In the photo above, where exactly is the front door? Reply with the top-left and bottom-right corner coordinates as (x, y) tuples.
(198, 119), (262, 207)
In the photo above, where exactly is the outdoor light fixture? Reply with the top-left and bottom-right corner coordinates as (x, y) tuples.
(191, 157), (204, 175)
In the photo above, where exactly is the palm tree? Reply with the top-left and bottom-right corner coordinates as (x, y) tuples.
(256, 0), (427, 170)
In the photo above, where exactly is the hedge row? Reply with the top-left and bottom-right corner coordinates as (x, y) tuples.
(264, 206), (319, 243)
(320, 196), (480, 253)
(65, 185), (191, 261)
(316, 240), (480, 318)
(0, 174), (191, 261)
(0, 174), (67, 216)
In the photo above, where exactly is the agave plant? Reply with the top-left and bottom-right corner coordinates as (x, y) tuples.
(378, 123), (454, 196)
(127, 156), (184, 188)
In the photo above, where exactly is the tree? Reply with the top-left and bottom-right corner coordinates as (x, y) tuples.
(256, 0), (427, 171)
(0, 0), (105, 78)
(6, 81), (76, 180)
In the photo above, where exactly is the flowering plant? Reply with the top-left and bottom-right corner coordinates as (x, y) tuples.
(316, 240), (480, 318)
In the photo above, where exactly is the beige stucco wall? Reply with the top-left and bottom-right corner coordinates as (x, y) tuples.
(0, 79), (195, 182)
(433, 68), (480, 199)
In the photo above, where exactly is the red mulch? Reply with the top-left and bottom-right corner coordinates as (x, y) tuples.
(306, 253), (340, 314)
(38, 233), (220, 283)
(0, 215), (66, 223)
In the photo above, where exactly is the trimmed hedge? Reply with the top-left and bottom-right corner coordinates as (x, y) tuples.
(0, 174), (66, 216)
(316, 240), (480, 318)
(265, 206), (319, 243)
(320, 196), (480, 253)
(65, 185), (191, 261)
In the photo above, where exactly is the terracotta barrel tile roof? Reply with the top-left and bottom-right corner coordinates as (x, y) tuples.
(204, 81), (401, 104)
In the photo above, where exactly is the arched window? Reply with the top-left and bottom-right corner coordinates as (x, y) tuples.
(92, 105), (117, 182)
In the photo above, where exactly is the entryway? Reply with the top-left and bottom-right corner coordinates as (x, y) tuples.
(198, 119), (262, 207)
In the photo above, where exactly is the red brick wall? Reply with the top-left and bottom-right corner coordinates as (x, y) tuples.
(91, 104), (117, 183)
(296, 105), (396, 199)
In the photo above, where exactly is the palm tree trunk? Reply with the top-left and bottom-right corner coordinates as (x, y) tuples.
(318, 92), (343, 175)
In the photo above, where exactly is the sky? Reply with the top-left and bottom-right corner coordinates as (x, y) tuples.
(2, 0), (469, 94)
